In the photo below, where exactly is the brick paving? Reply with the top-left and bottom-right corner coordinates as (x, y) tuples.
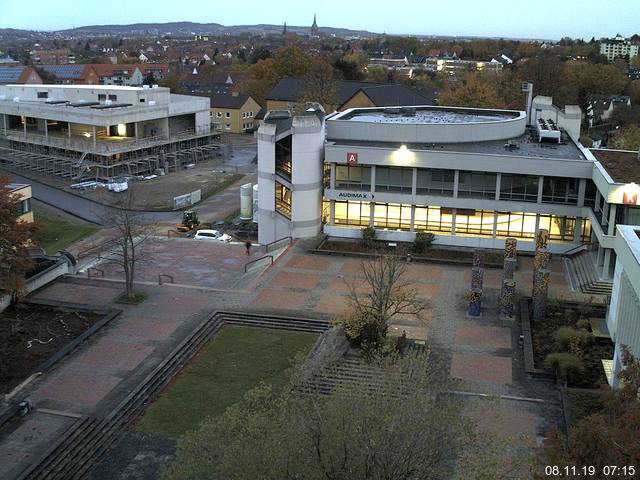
(1, 239), (573, 478)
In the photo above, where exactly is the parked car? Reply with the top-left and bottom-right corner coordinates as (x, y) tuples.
(193, 229), (232, 243)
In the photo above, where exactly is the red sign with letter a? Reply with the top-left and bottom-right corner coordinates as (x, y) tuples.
(347, 152), (358, 165)
(623, 191), (638, 205)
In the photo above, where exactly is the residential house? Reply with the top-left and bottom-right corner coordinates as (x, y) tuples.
(264, 77), (435, 113)
(0, 66), (43, 85)
(7, 183), (33, 223)
(586, 94), (631, 126)
(38, 64), (99, 85)
(210, 93), (261, 133)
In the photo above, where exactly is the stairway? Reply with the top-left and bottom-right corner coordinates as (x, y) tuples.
(565, 250), (613, 296)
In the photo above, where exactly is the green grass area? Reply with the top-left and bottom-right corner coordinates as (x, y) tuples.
(566, 387), (606, 423)
(34, 210), (97, 254)
(135, 326), (318, 438)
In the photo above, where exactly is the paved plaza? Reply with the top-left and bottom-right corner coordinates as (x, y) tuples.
(0, 240), (575, 478)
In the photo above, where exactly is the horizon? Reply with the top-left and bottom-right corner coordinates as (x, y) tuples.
(2, 0), (640, 41)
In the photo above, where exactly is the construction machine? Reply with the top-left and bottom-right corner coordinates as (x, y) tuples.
(176, 210), (200, 232)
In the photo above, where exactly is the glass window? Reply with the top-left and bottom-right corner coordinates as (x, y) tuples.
(457, 171), (497, 199)
(500, 174), (539, 202)
(275, 136), (292, 180)
(334, 201), (370, 227)
(416, 168), (454, 196)
(496, 212), (537, 239)
(335, 165), (371, 191)
(581, 218), (592, 244)
(372, 203), (411, 230)
(584, 180), (597, 208)
(375, 167), (413, 193)
(455, 209), (495, 236)
(542, 177), (579, 205)
(414, 205), (452, 233)
(275, 182), (291, 218)
(539, 214), (576, 242)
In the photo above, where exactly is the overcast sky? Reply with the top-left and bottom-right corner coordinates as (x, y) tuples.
(2, 0), (639, 40)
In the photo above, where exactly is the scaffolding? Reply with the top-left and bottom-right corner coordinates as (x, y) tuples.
(0, 131), (226, 181)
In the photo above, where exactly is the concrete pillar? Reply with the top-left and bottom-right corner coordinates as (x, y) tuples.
(44, 119), (48, 138)
(451, 208), (456, 235)
(330, 162), (335, 190)
(369, 202), (374, 227)
(329, 200), (335, 224)
(574, 217), (583, 243)
(411, 167), (417, 197)
(597, 245), (604, 267)
(2, 114), (6, 135)
(608, 204), (617, 236)
(68, 122), (72, 139)
(134, 122), (139, 139)
(602, 249), (612, 280)
(370, 165), (376, 194)
(92, 125), (97, 149)
(410, 204), (415, 232)
(23, 117), (27, 138)
(492, 212), (498, 238)
(453, 170), (459, 197)
(577, 179), (586, 207)
(495, 173), (501, 201)
(537, 176), (544, 203)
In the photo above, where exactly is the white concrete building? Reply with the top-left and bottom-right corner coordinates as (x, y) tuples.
(0, 84), (216, 179)
(600, 34), (639, 62)
(258, 99), (640, 281)
(607, 224), (640, 386)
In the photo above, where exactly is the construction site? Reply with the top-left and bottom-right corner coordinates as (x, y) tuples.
(0, 84), (225, 181)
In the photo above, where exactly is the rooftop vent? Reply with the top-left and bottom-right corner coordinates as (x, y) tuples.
(536, 118), (561, 143)
(264, 110), (291, 122)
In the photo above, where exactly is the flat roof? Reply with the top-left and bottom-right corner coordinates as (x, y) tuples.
(590, 149), (640, 184)
(329, 130), (586, 161)
(6, 183), (29, 191)
(332, 105), (521, 125)
(4, 84), (168, 92)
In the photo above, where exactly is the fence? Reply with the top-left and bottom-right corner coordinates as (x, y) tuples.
(244, 255), (274, 273)
(264, 236), (292, 253)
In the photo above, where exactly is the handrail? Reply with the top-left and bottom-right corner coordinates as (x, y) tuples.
(87, 267), (104, 278)
(158, 274), (174, 285)
(77, 238), (117, 260)
(264, 236), (292, 253)
(244, 255), (274, 273)
(562, 244), (587, 257)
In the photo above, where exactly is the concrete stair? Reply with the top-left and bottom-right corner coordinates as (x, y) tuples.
(565, 250), (613, 296)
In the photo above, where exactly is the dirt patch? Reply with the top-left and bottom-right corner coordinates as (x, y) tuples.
(531, 303), (612, 388)
(0, 304), (104, 394)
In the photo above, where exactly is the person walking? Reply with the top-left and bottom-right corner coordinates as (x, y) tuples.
(245, 240), (252, 256)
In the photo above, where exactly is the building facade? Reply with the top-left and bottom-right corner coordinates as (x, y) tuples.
(210, 93), (261, 133)
(258, 99), (640, 282)
(7, 183), (33, 223)
(600, 35), (639, 62)
(0, 84), (215, 180)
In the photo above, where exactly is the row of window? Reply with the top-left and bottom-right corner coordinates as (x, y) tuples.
(333, 165), (581, 205)
(213, 111), (255, 118)
(330, 200), (590, 243)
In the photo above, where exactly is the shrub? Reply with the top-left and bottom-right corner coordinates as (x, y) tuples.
(361, 226), (376, 249)
(553, 327), (592, 352)
(412, 232), (435, 254)
(545, 352), (584, 382)
(333, 309), (387, 347)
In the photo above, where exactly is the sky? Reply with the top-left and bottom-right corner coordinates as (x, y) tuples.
(2, 0), (639, 40)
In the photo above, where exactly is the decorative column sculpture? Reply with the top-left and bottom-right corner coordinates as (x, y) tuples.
(468, 288), (482, 317)
(532, 269), (550, 321)
(473, 249), (485, 268)
(501, 279), (516, 318)
(504, 237), (517, 260)
(471, 267), (484, 291)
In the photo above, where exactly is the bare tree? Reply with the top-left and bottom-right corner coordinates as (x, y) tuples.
(339, 254), (426, 344)
(103, 188), (154, 300)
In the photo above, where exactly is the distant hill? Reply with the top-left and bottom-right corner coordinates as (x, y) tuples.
(0, 21), (379, 40)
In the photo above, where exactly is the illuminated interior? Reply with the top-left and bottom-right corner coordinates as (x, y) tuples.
(331, 200), (590, 243)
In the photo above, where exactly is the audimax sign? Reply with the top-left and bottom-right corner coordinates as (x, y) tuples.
(336, 192), (372, 200)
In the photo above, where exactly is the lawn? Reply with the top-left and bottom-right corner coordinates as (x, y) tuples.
(135, 325), (318, 438)
(34, 209), (97, 254)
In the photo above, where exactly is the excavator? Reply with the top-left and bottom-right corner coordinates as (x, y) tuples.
(176, 210), (200, 232)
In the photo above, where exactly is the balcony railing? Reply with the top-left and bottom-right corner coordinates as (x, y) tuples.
(0, 127), (215, 155)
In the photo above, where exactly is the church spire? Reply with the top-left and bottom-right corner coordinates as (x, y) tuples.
(311, 13), (319, 36)
(282, 21), (287, 35)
